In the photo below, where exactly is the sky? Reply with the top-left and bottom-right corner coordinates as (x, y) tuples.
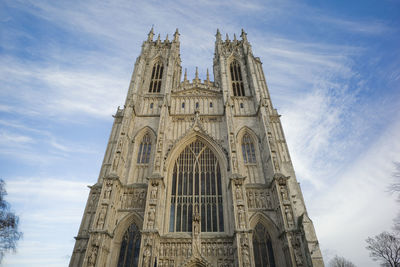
(0, 0), (399, 266)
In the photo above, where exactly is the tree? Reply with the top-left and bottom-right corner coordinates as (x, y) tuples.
(388, 162), (400, 232)
(365, 231), (400, 267)
(328, 255), (357, 267)
(0, 179), (22, 263)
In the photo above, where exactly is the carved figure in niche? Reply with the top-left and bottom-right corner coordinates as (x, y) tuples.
(104, 181), (113, 199)
(229, 133), (235, 151)
(292, 238), (303, 266)
(285, 206), (294, 227)
(235, 185), (242, 200)
(266, 193), (272, 208)
(160, 244), (164, 257)
(147, 207), (155, 229)
(248, 192), (254, 208)
(232, 154), (238, 172)
(238, 206), (246, 229)
(256, 192), (261, 208)
(143, 245), (151, 267)
(87, 245), (98, 267)
(139, 190), (145, 207)
(260, 192), (266, 208)
(97, 207), (106, 229)
(117, 139), (123, 151)
(272, 153), (279, 170)
(280, 185), (288, 201)
(151, 185), (158, 199)
(242, 246), (250, 267)
(89, 193), (98, 209)
(112, 153), (121, 171)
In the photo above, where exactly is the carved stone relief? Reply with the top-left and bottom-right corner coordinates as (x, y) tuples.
(120, 188), (147, 210)
(246, 189), (273, 210)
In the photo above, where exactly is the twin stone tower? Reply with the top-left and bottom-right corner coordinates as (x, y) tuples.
(69, 29), (324, 267)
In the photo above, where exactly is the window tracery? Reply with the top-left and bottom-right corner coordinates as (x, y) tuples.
(117, 223), (141, 267)
(149, 61), (163, 93)
(169, 140), (224, 232)
(252, 223), (276, 267)
(242, 133), (256, 164)
(137, 133), (151, 164)
(230, 60), (245, 96)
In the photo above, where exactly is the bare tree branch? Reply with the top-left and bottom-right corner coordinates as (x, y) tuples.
(366, 231), (400, 267)
(329, 255), (357, 267)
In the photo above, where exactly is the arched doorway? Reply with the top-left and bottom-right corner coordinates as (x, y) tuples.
(253, 223), (276, 267)
(116, 223), (141, 267)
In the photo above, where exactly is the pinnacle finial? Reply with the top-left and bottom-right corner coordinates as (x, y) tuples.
(206, 68), (210, 82)
(147, 26), (154, 41)
(241, 28), (247, 41)
(174, 28), (180, 42)
(216, 29), (221, 42)
(225, 33), (229, 41)
(165, 34), (169, 42)
(234, 33), (237, 41)
(184, 68), (187, 81)
(157, 34), (161, 41)
(195, 67), (199, 79)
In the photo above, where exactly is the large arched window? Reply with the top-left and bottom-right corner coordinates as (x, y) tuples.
(117, 223), (141, 267)
(253, 223), (276, 267)
(137, 133), (151, 164)
(169, 140), (224, 232)
(149, 61), (163, 93)
(230, 60), (245, 96)
(242, 133), (256, 164)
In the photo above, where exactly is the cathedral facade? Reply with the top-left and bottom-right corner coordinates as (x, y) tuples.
(69, 29), (324, 267)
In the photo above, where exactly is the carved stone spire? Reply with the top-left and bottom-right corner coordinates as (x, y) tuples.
(233, 33), (237, 42)
(173, 28), (180, 42)
(147, 26), (154, 41)
(184, 68), (187, 82)
(225, 33), (229, 42)
(156, 34), (161, 44)
(193, 67), (200, 83)
(206, 68), (210, 85)
(165, 34), (169, 42)
(216, 28), (222, 42)
(241, 28), (247, 42)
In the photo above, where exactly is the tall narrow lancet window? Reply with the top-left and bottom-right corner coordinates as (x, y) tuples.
(230, 60), (245, 96)
(242, 133), (256, 164)
(169, 140), (224, 232)
(117, 223), (141, 267)
(253, 223), (276, 267)
(137, 133), (151, 164)
(149, 61), (164, 93)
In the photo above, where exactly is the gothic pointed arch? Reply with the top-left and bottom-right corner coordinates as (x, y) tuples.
(228, 58), (245, 97)
(236, 127), (263, 183)
(163, 132), (228, 234)
(249, 212), (286, 267)
(109, 212), (143, 267)
(128, 127), (156, 183)
(148, 57), (164, 93)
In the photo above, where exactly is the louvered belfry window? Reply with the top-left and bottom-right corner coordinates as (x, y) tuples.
(137, 133), (151, 164)
(242, 133), (256, 163)
(253, 223), (276, 267)
(117, 223), (141, 267)
(149, 62), (163, 93)
(169, 140), (224, 232)
(230, 60), (245, 96)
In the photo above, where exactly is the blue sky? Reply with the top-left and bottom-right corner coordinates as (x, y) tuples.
(1, 0), (399, 266)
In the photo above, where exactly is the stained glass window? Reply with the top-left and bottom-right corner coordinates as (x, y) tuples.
(169, 140), (224, 232)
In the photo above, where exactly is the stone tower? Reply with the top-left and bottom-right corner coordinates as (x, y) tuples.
(69, 28), (324, 267)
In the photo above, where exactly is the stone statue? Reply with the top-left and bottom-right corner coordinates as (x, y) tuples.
(87, 246), (98, 267)
(236, 185), (242, 200)
(143, 245), (151, 267)
(97, 207), (106, 229)
(104, 181), (112, 199)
